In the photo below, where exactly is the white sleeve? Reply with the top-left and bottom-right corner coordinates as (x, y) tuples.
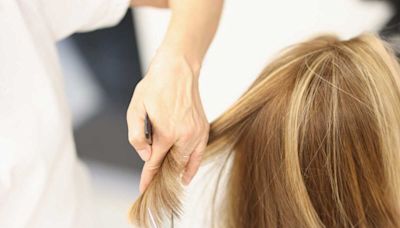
(36, 0), (130, 41)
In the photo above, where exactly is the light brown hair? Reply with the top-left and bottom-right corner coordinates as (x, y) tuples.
(130, 34), (400, 228)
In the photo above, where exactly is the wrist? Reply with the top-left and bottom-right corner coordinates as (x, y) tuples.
(130, 0), (169, 8)
(156, 45), (202, 76)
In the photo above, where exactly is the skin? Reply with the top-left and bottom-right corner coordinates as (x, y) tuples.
(128, 0), (224, 193)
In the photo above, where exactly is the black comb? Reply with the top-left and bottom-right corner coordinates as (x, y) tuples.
(144, 114), (153, 145)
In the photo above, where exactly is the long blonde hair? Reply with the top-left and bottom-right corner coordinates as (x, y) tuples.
(130, 34), (400, 228)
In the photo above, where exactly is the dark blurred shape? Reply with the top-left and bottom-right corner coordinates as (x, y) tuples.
(72, 10), (142, 109)
(365, 0), (400, 55)
(74, 107), (143, 169)
(378, 0), (400, 37)
(365, 0), (400, 35)
(72, 10), (143, 169)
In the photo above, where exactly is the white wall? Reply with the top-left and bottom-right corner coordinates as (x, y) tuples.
(133, 0), (391, 121)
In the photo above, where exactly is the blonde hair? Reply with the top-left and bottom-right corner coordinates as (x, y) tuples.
(130, 34), (400, 228)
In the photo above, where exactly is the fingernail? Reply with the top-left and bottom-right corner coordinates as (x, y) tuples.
(138, 149), (150, 161)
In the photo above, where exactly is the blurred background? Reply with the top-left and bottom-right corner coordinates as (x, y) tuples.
(56, 0), (397, 227)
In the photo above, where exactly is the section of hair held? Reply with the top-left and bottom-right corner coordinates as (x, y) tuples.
(129, 147), (184, 227)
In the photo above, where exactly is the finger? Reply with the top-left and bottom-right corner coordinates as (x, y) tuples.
(127, 103), (152, 161)
(182, 137), (208, 185)
(139, 135), (174, 193)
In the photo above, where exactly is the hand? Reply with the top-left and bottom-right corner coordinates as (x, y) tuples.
(127, 50), (209, 193)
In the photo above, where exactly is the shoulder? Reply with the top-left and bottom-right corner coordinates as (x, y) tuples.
(175, 154), (233, 227)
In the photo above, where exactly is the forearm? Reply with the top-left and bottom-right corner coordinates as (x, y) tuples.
(132, 0), (224, 73)
(131, 0), (168, 8)
(161, 0), (223, 72)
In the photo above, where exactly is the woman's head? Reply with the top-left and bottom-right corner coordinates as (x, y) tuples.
(208, 34), (400, 227)
(130, 34), (400, 227)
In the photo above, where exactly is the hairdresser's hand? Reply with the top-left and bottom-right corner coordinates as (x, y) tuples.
(127, 50), (209, 193)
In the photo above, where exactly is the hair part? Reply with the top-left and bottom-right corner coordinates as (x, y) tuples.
(130, 34), (400, 228)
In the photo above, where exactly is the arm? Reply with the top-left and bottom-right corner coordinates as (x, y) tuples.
(127, 0), (223, 192)
(131, 0), (169, 8)
(131, 0), (222, 71)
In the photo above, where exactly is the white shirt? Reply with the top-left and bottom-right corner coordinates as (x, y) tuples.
(0, 0), (129, 227)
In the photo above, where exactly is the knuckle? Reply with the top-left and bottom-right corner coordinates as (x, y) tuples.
(162, 133), (175, 145)
(192, 153), (203, 161)
(145, 163), (160, 172)
(180, 126), (195, 141)
(128, 104), (140, 115)
(188, 156), (203, 169)
(129, 132), (144, 146)
(134, 81), (144, 92)
(128, 137), (138, 147)
(131, 83), (145, 101)
(181, 132), (193, 142)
